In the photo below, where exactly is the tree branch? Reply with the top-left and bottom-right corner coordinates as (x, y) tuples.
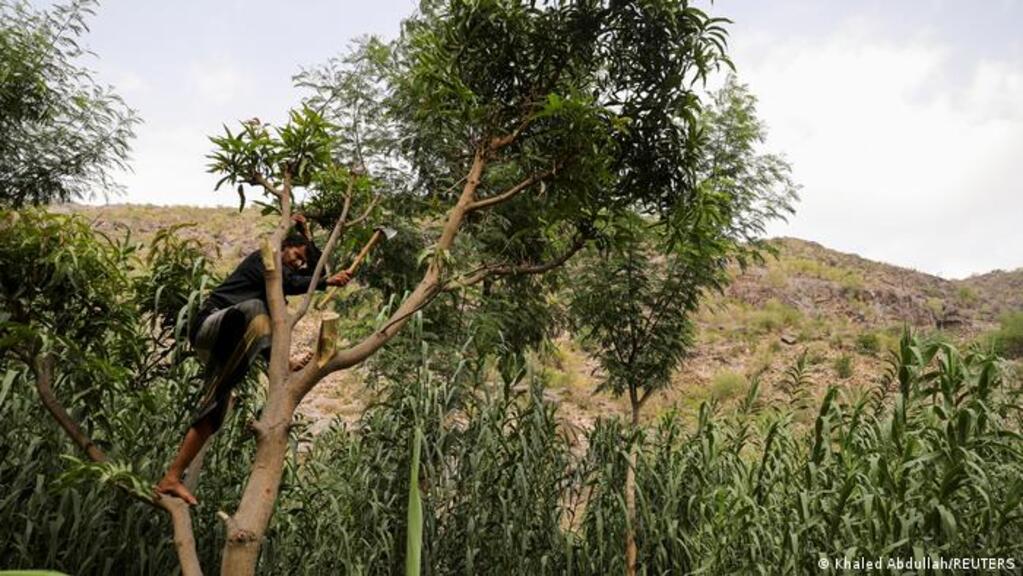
(446, 232), (587, 290)
(637, 387), (656, 410)
(33, 353), (107, 463)
(487, 115), (535, 152)
(251, 172), (281, 198)
(347, 193), (380, 228)
(290, 177), (354, 328)
(30, 353), (204, 576)
(263, 167), (293, 394)
(293, 150), (489, 398)
(465, 163), (560, 213)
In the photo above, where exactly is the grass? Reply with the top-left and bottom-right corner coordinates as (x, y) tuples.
(751, 299), (803, 334)
(856, 332), (881, 355)
(833, 355), (853, 379)
(956, 285), (978, 305)
(855, 329), (899, 356)
(989, 311), (1023, 359)
(709, 370), (748, 401)
(782, 257), (865, 293)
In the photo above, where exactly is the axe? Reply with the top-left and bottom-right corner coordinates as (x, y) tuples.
(316, 226), (397, 310)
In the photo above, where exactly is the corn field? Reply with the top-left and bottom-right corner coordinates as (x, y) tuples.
(2, 325), (1021, 575)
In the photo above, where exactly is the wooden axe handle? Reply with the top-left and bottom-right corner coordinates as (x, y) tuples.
(317, 229), (386, 311)
(345, 229), (384, 276)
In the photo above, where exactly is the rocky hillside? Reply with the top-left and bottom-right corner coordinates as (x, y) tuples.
(62, 204), (1022, 430)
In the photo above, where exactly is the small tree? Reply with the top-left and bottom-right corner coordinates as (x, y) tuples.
(14, 1), (735, 573)
(570, 76), (797, 576)
(201, 3), (733, 572)
(0, 0), (138, 207)
(0, 209), (217, 574)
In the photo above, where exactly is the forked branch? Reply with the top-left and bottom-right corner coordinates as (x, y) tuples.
(295, 151), (489, 394)
(251, 172), (281, 198)
(487, 115), (535, 152)
(30, 353), (203, 576)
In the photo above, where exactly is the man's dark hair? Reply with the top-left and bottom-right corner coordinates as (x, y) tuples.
(283, 233), (321, 269)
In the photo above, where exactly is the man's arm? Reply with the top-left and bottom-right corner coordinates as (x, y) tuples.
(282, 269), (352, 296)
(292, 214), (312, 240)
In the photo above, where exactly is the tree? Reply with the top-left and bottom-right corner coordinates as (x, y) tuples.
(206, 2), (733, 573)
(15, 1), (733, 573)
(0, 209), (218, 573)
(0, 0), (138, 207)
(569, 76), (797, 576)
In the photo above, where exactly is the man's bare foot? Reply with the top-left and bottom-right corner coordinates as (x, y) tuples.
(289, 350), (313, 371)
(155, 476), (198, 506)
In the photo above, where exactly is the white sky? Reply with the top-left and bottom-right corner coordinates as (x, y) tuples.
(65, 0), (1023, 278)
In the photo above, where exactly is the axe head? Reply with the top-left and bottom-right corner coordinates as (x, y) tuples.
(375, 226), (398, 240)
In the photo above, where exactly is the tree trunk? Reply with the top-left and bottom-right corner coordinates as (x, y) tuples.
(219, 396), (294, 575)
(220, 205), (296, 575)
(625, 390), (640, 576)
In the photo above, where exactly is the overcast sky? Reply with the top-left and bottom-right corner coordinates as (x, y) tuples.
(68, 0), (1022, 279)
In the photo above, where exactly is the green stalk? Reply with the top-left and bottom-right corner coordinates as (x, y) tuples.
(405, 426), (423, 576)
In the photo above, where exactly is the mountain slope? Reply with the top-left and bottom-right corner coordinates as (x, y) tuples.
(62, 204), (1021, 428)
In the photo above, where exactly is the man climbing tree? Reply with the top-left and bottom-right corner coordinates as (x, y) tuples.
(155, 218), (352, 505)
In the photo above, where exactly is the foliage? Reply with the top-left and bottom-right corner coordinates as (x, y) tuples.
(259, 322), (575, 575)
(4, 239), (1023, 576)
(696, 75), (799, 265)
(990, 310), (1023, 359)
(856, 331), (881, 355)
(569, 228), (699, 402)
(709, 370), (747, 401)
(0, 211), (254, 573)
(751, 299), (803, 334)
(833, 354), (853, 379)
(0, 0), (138, 207)
(134, 225), (217, 340)
(566, 73), (797, 407)
(405, 427), (423, 576)
(284, 0), (742, 374)
(578, 334), (1023, 574)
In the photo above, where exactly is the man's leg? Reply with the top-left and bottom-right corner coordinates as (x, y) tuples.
(155, 414), (216, 505)
(156, 300), (271, 505)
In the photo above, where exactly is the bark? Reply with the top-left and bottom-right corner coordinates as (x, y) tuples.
(447, 232), (586, 290)
(304, 151), (488, 389)
(33, 354), (107, 463)
(164, 496), (205, 576)
(291, 176), (353, 327)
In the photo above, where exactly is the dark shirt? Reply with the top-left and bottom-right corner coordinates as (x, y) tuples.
(189, 250), (326, 343)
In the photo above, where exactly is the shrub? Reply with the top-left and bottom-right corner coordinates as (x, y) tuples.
(956, 286), (978, 305)
(856, 332), (881, 355)
(709, 370), (748, 400)
(833, 354), (853, 379)
(5, 292), (1023, 576)
(751, 299), (802, 334)
(579, 334), (1023, 575)
(991, 311), (1023, 359)
(765, 266), (788, 289)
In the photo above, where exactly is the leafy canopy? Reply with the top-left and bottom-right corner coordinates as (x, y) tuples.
(570, 77), (798, 401)
(0, 0), (138, 207)
(222, 0), (737, 372)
